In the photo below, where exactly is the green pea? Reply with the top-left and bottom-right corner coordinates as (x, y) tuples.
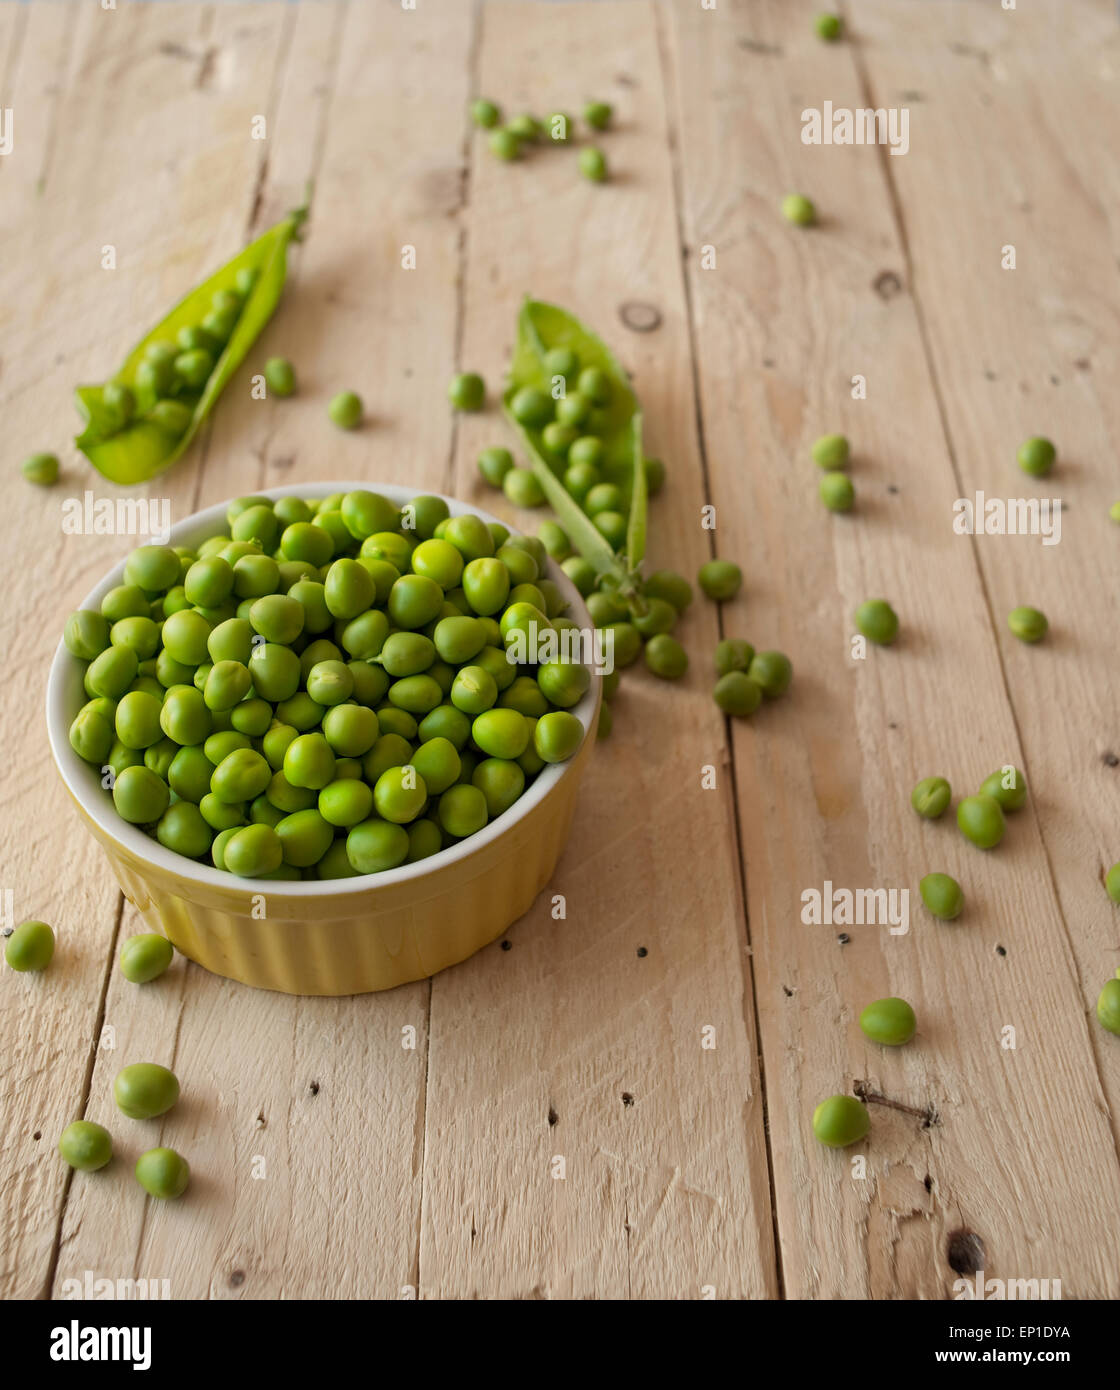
(5, 919), (55, 972)
(328, 390), (363, 429)
(448, 372), (485, 410)
(431, 616), (485, 666)
(223, 823), (284, 877)
(472, 708), (529, 760)
(58, 1120), (112, 1172)
(135, 1147), (190, 1200)
(859, 997), (916, 1046)
(583, 100), (612, 130)
(956, 795), (1005, 849)
(506, 114), (542, 143)
(156, 801), (213, 859)
(200, 792), (247, 831)
(230, 698), (272, 738)
(174, 347), (213, 388)
(168, 745), (214, 802)
(1008, 605), (1048, 643)
(119, 933), (175, 984)
(815, 12), (842, 40)
(713, 672), (763, 718)
(503, 467), (546, 509)
(201, 660), (250, 712)
(159, 685), (212, 745)
(124, 544), (181, 593)
(319, 777), (375, 828)
(276, 808), (334, 867)
(979, 766), (1027, 812)
(406, 494), (450, 541)
(543, 346), (579, 381)
(462, 557), (510, 615)
(361, 528), (414, 569)
(282, 521), (334, 567)
(471, 97), (500, 128)
(561, 555), (596, 597)
(498, 675), (549, 717)
(535, 521), (571, 562)
(478, 446), (514, 488)
(715, 639), (754, 676)
(410, 737), (461, 796)
(812, 1095), (869, 1148)
(419, 704), (473, 749)
(306, 660), (355, 707)
(248, 644), (301, 703)
(1105, 862), (1120, 904)
(1098, 979), (1120, 1036)
(920, 872), (963, 919)
(70, 708), (114, 764)
(603, 621), (641, 668)
(698, 560), (742, 602)
(579, 146), (608, 182)
(102, 584), (151, 623)
(810, 434), (849, 471)
(340, 609), (390, 661)
(110, 616), (160, 662)
(113, 765), (169, 824)
(596, 703), (613, 740)
(282, 732), (336, 791)
(911, 776), (951, 819)
(488, 128), (522, 161)
(747, 650), (792, 698)
(643, 570), (692, 613)
(388, 674), (442, 715)
(346, 818), (410, 873)
(406, 818), (443, 863)
(65, 609), (111, 661)
(161, 609), (211, 666)
(103, 381), (136, 426)
(265, 356), (297, 397)
(86, 645), (139, 700)
(114, 1061), (179, 1119)
(593, 510), (628, 549)
(509, 386), (554, 427)
(533, 710), (583, 763)
(1017, 436), (1056, 477)
(854, 599), (899, 646)
(211, 747), (271, 803)
(819, 471), (854, 512)
(538, 661), (591, 707)
(644, 634), (688, 680)
(438, 784), (489, 838)
(231, 504), (279, 551)
(782, 193), (816, 226)
(1110, 501), (1120, 525)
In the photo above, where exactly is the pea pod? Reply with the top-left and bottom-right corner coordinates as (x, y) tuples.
(503, 298), (646, 597)
(74, 201), (309, 484)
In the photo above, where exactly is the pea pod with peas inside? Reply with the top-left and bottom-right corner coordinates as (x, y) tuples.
(503, 298), (647, 606)
(74, 200), (309, 484)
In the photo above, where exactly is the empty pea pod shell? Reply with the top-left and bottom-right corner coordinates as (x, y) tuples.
(74, 202), (309, 484)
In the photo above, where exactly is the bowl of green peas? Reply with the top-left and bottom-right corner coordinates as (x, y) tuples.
(46, 482), (600, 995)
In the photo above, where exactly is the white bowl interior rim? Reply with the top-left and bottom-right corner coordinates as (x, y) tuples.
(46, 480), (599, 898)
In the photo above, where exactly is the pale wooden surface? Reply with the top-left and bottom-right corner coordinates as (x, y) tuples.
(1, 0), (1117, 1300)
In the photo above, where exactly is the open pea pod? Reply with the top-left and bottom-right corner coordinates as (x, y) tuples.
(503, 298), (647, 596)
(74, 202), (309, 485)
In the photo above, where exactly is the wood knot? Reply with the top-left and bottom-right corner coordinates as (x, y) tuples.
(619, 301), (662, 333)
(873, 270), (903, 300)
(946, 1229), (985, 1276)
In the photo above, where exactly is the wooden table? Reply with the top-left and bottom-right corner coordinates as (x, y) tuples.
(3, 0), (1118, 1301)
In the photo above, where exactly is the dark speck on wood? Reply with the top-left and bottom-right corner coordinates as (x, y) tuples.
(873, 270), (903, 300)
(619, 301), (661, 333)
(1101, 751), (1119, 768)
(737, 37), (783, 56)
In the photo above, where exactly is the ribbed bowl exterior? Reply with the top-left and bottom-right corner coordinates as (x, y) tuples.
(47, 481), (600, 997)
(69, 726), (592, 995)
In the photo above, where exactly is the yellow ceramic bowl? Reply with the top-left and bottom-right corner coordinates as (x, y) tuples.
(46, 482), (600, 995)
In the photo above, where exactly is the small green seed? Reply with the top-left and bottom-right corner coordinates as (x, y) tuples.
(979, 766), (1027, 812)
(747, 650), (792, 698)
(21, 452), (60, 486)
(488, 128), (522, 161)
(471, 98), (501, 128)
(1104, 862), (1120, 904)
(815, 13), (842, 40)
(715, 639), (754, 676)
(920, 872), (964, 920)
(698, 559), (742, 602)
(579, 147), (608, 183)
(478, 446), (514, 488)
(1017, 436), (1056, 477)
(1097, 979), (1120, 1036)
(5, 919), (55, 972)
(113, 1062), (180, 1120)
(1007, 605), (1047, 643)
(119, 933), (174, 984)
(644, 634), (688, 680)
(956, 794), (1005, 850)
(449, 372), (485, 411)
(713, 671), (762, 717)
(859, 997), (916, 1046)
(265, 357), (296, 397)
(854, 599), (899, 646)
(911, 776), (951, 819)
(135, 1146), (190, 1200)
(583, 101), (612, 130)
(811, 434), (849, 470)
(819, 471), (854, 512)
(812, 1095), (869, 1148)
(58, 1120), (113, 1172)
(782, 193), (816, 226)
(328, 391), (363, 430)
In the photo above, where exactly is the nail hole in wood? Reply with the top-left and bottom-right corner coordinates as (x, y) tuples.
(887, 484), (900, 494)
(837, 933), (850, 945)
(995, 944), (1007, 957)
(619, 301), (662, 334)
(946, 1229), (985, 1277)
(1101, 751), (1118, 768)
(782, 985), (793, 997)
(547, 1107), (558, 1127)
(873, 270), (903, 300)
(308, 1081), (319, 1096)
(924, 1174), (933, 1193)
(621, 1093), (634, 1107)
(33, 1131), (41, 1141)
(636, 946), (647, 958)
(500, 940), (512, 951)
(229, 1270), (246, 1288)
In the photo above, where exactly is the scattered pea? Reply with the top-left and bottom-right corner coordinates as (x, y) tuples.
(119, 933), (174, 984)
(811, 434), (849, 470)
(1098, 979), (1120, 1036)
(113, 1062), (180, 1119)
(911, 776), (951, 819)
(579, 147), (608, 183)
(812, 1094), (869, 1148)
(1017, 436), (1056, 477)
(488, 128), (522, 161)
(264, 357), (297, 397)
(956, 794), (1005, 850)
(21, 451), (59, 486)
(782, 193), (816, 226)
(135, 1146), (190, 1199)
(819, 471), (854, 512)
(713, 671), (762, 718)
(478, 446), (514, 488)
(815, 12), (842, 40)
(5, 919), (55, 972)
(979, 766), (1027, 812)
(328, 391), (363, 430)
(471, 97), (500, 128)
(583, 100), (612, 130)
(1007, 605), (1047, 643)
(644, 634), (688, 680)
(1104, 862), (1120, 904)
(448, 372), (485, 411)
(920, 872), (964, 920)
(747, 650), (792, 698)
(859, 997), (916, 1045)
(698, 559), (742, 602)
(58, 1120), (113, 1172)
(715, 639), (754, 676)
(855, 599), (899, 646)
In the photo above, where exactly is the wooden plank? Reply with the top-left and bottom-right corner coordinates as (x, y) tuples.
(670, 0), (1120, 1297)
(422, 0), (777, 1300)
(852, 0), (1120, 1132)
(53, 0), (476, 1299)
